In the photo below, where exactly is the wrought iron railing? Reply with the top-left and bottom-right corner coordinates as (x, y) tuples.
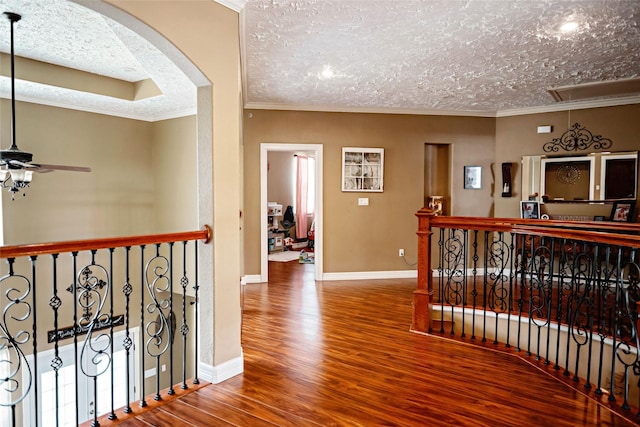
(413, 209), (640, 420)
(0, 227), (210, 427)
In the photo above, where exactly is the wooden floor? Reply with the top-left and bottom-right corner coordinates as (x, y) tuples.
(114, 261), (639, 426)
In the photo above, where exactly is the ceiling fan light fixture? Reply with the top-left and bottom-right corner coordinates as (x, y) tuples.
(0, 11), (91, 200)
(10, 169), (33, 184)
(0, 168), (32, 199)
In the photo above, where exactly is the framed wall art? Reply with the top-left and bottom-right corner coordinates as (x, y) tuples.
(342, 147), (384, 192)
(610, 200), (636, 222)
(520, 200), (540, 219)
(464, 165), (482, 190)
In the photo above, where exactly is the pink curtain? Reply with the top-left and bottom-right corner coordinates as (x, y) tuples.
(296, 155), (308, 239)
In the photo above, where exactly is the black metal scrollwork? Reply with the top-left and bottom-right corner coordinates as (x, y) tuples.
(0, 264), (33, 410)
(442, 229), (466, 306)
(73, 264), (112, 379)
(144, 253), (171, 359)
(543, 122), (612, 152)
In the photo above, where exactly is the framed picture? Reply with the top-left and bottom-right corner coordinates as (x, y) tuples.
(464, 166), (482, 190)
(342, 147), (384, 192)
(520, 200), (540, 219)
(610, 200), (636, 222)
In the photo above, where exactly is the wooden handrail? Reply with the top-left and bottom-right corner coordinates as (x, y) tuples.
(0, 225), (211, 259)
(422, 213), (640, 246)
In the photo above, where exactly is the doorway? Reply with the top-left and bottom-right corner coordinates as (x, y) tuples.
(260, 143), (323, 282)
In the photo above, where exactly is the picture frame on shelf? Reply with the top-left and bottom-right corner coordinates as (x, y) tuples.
(520, 200), (540, 219)
(464, 165), (482, 190)
(610, 200), (636, 222)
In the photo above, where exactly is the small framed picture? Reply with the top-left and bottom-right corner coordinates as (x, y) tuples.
(464, 166), (482, 190)
(520, 200), (540, 219)
(610, 200), (636, 222)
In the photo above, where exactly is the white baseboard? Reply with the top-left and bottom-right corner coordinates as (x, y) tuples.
(199, 351), (244, 384)
(243, 274), (263, 284)
(322, 270), (417, 281)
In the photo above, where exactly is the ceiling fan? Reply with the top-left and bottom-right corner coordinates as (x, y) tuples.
(1, 11), (91, 199)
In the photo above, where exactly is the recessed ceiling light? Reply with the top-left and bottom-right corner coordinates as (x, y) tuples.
(319, 65), (334, 80)
(560, 21), (579, 33)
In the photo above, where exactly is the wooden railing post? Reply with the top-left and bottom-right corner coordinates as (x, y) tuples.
(413, 207), (435, 333)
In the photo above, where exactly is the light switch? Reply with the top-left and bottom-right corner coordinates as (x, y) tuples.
(358, 198), (369, 206)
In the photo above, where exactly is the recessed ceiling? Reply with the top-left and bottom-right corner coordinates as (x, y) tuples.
(0, 0), (639, 121)
(0, 0), (197, 122)
(241, 0), (640, 116)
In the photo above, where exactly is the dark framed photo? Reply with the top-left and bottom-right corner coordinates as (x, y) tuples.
(610, 201), (636, 222)
(520, 200), (540, 219)
(464, 165), (482, 190)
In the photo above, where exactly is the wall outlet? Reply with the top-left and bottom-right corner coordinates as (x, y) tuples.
(399, 248), (404, 257)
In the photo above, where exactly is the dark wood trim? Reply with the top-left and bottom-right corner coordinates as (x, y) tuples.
(0, 225), (211, 258)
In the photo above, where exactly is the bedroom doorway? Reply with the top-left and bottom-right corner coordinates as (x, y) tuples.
(260, 143), (323, 282)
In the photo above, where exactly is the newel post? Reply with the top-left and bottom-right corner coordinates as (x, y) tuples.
(412, 207), (435, 333)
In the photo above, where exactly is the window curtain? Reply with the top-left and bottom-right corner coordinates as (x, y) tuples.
(296, 155), (308, 239)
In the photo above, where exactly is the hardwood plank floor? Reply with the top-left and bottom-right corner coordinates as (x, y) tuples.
(115, 261), (639, 426)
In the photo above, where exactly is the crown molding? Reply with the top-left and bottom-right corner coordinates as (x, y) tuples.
(215, 0), (247, 12)
(243, 101), (497, 118)
(496, 96), (640, 117)
(245, 95), (640, 118)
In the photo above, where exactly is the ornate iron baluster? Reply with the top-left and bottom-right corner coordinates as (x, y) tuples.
(594, 245), (615, 395)
(144, 244), (172, 401)
(470, 230), (479, 340)
(168, 242), (175, 396)
(487, 231), (511, 345)
(139, 245), (147, 408)
(505, 233), (515, 348)
(613, 248), (640, 410)
(526, 235), (553, 358)
(108, 248), (116, 421)
(0, 258), (34, 427)
(554, 239), (572, 371)
(70, 250), (111, 427)
(437, 228), (444, 309)
(122, 246), (133, 414)
(569, 242), (595, 383)
(181, 241), (189, 389)
(49, 253), (63, 427)
(442, 228), (466, 336)
(193, 241), (200, 385)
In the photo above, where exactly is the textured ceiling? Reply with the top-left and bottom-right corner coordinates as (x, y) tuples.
(242, 0), (640, 116)
(0, 0), (197, 121)
(0, 0), (639, 121)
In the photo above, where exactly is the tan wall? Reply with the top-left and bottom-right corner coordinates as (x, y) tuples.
(151, 115), (198, 233)
(1, 100), (154, 244)
(495, 104), (640, 219)
(243, 110), (495, 275)
(267, 151), (295, 212)
(108, 0), (243, 367)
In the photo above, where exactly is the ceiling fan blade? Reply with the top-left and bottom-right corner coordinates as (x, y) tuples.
(8, 160), (38, 168)
(33, 164), (91, 172)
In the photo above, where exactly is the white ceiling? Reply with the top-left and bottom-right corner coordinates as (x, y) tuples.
(0, 0), (639, 121)
(241, 0), (640, 116)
